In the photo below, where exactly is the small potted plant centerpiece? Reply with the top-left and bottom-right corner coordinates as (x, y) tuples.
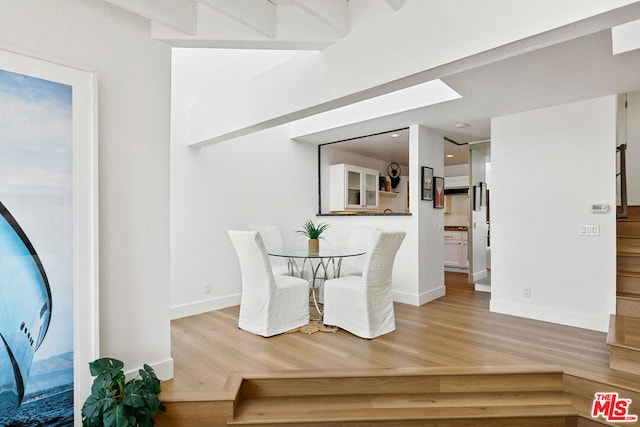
(297, 219), (330, 253)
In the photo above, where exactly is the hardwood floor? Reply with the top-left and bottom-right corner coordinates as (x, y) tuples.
(161, 272), (640, 400)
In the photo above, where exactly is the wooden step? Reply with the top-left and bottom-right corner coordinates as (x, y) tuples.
(617, 220), (640, 237)
(618, 236), (640, 254)
(616, 253), (640, 274)
(228, 367), (580, 426)
(564, 373), (640, 426)
(618, 205), (640, 221)
(607, 315), (640, 375)
(229, 391), (578, 426)
(617, 292), (640, 318)
(617, 272), (640, 295)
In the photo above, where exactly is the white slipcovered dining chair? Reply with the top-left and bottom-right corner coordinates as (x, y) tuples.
(228, 230), (309, 337)
(338, 226), (378, 277)
(323, 230), (406, 339)
(249, 225), (291, 276)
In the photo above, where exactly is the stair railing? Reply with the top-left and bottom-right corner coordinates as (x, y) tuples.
(617, 143), (628, 219)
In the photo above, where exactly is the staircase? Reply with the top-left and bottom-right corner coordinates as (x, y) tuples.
(608, 205), (640, 375)
(227, 366), (580, 426)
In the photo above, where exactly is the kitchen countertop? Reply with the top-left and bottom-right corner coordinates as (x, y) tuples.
(444, 226), (468, 231)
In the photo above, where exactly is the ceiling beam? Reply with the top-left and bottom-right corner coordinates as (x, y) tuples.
(104, 0), (197, 34)
(293, 0), (348, 36)
(198, 0), (276, 37)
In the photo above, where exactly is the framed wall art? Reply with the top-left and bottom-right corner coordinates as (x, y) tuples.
(421, 166), (433, 201)
(433, 176), (445, 209)
(0, 48), (98, 426)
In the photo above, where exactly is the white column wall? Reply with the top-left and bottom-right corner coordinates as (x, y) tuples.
(0, 0), (173, 377)
(412, 125), (447, 304)
(490, 96), (617, 332)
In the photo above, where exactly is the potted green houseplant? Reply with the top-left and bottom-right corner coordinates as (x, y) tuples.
(297, 219), (330, 253)
(82, 357), (165, 427)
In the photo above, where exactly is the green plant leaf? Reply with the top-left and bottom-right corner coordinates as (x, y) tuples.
(89, 358), (125, 395)
(139, 364), (162, 394)
(104, 402), (131, 427)
(82, 388), (109, 426)
(296, 219), (330, 240)
(122, 382), (146, 408)
(84, 358), (164, 427)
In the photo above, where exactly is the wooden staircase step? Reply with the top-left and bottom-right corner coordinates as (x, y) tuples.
(617, 221), (640, 237)
(237, 366), (565, 398)
(618, 206), (640, 221)
(564, 373), (640, 426)
(617, 272), (640, 295)
(616, 254), (640, 274)
(228, 367), (581, 426)
(607, 315), (640, 375)
(618, 237), (640, 254)
(617, 292), (640, 318)
(228, 391), (578, 426)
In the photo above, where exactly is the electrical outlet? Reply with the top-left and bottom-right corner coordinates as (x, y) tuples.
(204, 283), (212, 295)
(523, 288), (531, 298)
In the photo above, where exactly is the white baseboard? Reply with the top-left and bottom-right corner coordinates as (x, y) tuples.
(490, 299), (609, 332)
(471, 269), (487, 282)
(171, 294), (241, 320)
(475, 283), (491, 293)
(125, 357), (174, 381)
(419, 285), (446, 305)
(393, 285), (446, 306)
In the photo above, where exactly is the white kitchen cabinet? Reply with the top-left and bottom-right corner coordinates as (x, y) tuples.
(329, 164), (379, 212)
(444, 229), (469, 269)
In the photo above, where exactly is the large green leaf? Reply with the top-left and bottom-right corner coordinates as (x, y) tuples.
(122, 381), (146, 408)
(90, 358), (125, 395)
(138, 365), (161, 394)
(82, 388), (108, 421)
(104, 402), (131, 427)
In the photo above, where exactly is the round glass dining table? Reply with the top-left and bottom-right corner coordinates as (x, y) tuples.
(267, 247), (366, 318)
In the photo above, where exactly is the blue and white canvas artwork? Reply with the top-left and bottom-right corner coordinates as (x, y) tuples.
(0, 69), (74, 426)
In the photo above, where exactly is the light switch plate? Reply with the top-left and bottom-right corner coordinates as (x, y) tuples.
(579, 224), (600, 236)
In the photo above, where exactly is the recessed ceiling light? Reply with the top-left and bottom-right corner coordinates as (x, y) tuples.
(389, 133), (400, 138)
(455, 123), (469, 128)
(446, 154), (455, 158)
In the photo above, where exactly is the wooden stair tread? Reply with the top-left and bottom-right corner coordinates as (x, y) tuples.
(618, 271), (640, 279)
(607, 315), (640, 349)
(616, 251), (640, 257)
(230, 391), (577, 424)
(618, 291), (640, 300)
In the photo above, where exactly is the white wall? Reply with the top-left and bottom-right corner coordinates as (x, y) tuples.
(170, 114), (445, 316)
(0, 0), (173, 379)
(491, 96), (617, 332)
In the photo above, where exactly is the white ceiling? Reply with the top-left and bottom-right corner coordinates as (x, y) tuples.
(109, 1), (640, 166)
(304, 28), (640, 166)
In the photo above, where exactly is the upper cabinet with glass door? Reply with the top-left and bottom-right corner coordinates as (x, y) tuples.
(329, 163), (379, 212)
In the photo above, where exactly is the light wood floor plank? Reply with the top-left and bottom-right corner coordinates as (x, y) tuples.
(161, 273), (640, 402)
